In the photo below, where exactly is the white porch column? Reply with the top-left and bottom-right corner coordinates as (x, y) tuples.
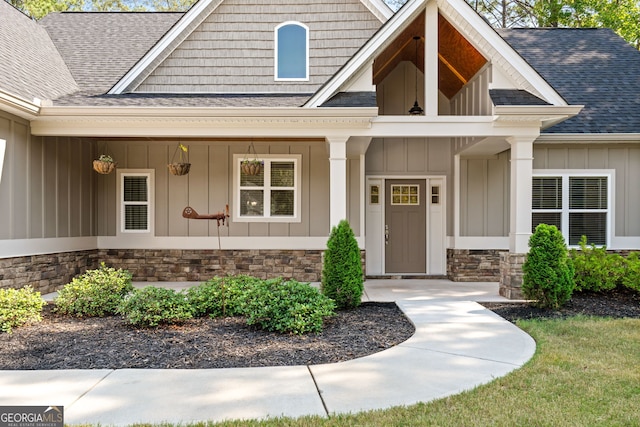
(508, 136), (535, 253)
(424, 0), (438, 116)
(327, 136), (348, 229)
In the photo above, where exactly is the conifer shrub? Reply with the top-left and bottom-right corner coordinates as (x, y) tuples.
(186, 275), (259, 317)
(522, 224), (575, 309)
(54, 262), (133, 317)
(0, 286), (45, 334)
(117, 286), (192, 327)
(570, 236), (625, 292)
(321, 219), (363, 309)
(241, 278), (335, 334)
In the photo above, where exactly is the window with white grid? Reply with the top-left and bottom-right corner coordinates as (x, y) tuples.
(120, 172), (152, 233)
(532, 172), (611, 246)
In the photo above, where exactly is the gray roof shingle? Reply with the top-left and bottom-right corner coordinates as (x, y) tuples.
(39, 11), (182, 92)
(498, 28), (640, 134)
(0, 1), (78, 101)
(320, 92), (377, 107)
(489, 89), (551, 106)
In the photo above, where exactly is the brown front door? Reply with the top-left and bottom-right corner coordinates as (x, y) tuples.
(385, 179), (426, 274)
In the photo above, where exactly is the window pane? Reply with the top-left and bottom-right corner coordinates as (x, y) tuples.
(277, 24), (306, 79)
(532, 177), (561, 209)
(532, 212), (562, 233)
(569, 212), (607, 245)
(271, 162), (294, 187)
(125, 205), (147, 230)
(569, 177), (607, 209)
(124, 176), (147, 202)
(240, 167), (264, 187)
(271, 190), (294, 216)
(240, 190), (264, 216)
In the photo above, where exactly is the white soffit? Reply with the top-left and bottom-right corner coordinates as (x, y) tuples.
(108, 0), (224, 94)
(360, 0), (394, 22)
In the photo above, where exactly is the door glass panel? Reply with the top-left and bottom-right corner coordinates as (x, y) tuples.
(391, 185), (420, 205)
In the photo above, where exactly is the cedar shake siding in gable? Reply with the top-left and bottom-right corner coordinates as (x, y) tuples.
(136, 0), (382, 93)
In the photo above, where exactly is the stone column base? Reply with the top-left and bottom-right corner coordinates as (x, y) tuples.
(499, 252), (526, 299)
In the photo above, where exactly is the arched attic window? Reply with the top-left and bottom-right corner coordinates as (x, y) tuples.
(275, 22), (309, 81)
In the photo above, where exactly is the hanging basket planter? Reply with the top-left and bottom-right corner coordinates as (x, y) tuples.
(168, 162), (191, 176)
(168, 143), (190, 176)
(241, 160), (262, 176)
(241, 142), (263, 176)
(93, 154), (116, 174)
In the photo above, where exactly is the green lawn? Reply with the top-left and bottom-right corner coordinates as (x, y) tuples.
(179, 317), (640, 427)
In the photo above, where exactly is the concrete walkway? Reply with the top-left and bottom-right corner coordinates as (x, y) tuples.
(1, 280), (536, 426)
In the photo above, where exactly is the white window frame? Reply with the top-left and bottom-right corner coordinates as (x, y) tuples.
(118, 170), (154, 234)
(274, 21), (309, 81)
(532, 170), (614, 247)
(233, 154), (302, 223)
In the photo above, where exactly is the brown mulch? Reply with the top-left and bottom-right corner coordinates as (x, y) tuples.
(1, 290), (638, 371)
(0, 302), (414, 370)
(481, 287), (640, 323)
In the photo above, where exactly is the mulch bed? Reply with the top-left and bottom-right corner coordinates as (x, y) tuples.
(0, 302), (414, 370)
(481, 287), (640, 322)
(1, 290), (638, 370)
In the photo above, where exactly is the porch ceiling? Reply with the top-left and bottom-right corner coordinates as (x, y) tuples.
(372, 13), (487, 99)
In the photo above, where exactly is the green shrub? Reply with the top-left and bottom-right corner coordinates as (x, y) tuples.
(242, 279), (335, 335)
(571, 236), (625, 292)
(522, 224), (575, 309)
(321, 219), (363, 309)
(0, 286), (45, 334)
(54, 263), (133, 317)
(622, 252), (640, 293)
(186, 275), (258, 317)
(117, 286), (193, 327)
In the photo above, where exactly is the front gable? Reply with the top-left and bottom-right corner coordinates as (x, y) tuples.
(308, 0), (569, 110)
(110, 0), (387, 95)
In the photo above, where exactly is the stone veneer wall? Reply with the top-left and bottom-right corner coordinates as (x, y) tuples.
(447, 249), (504, 282)
(1, 249), (367, 294)
(499, 252), (526, 299)
(97, 249), (329, 282)
(0, 250), (100, 294)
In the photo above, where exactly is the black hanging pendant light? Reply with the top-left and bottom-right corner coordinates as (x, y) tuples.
(408, 35), (424, 115)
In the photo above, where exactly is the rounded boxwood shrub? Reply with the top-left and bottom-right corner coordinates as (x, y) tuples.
(118, 286), (192, 327)
(522, 224), (575, 309)
(54, 263), (133, 317)
(242, 279), (335, 335)
(0, 286), (45, 334)
(321, 219), (363, 309)
(186, 275), (259, 318)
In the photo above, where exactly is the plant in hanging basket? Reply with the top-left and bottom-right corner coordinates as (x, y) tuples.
(241, 159), (263, 176)
(168, 143), (191, 176)
(93, 154), (117, 174)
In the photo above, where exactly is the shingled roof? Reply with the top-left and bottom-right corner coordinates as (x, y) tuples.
(39, 11), (182, 92)
(498, 28), (640, 134)
(0, 1), (77, 101)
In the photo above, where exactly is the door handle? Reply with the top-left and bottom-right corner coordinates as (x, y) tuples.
(385, 224), (389, 245)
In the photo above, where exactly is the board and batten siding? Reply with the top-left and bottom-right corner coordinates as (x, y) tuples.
(136, 0), (381, 93)
(533, 144), (640, 237)
(0, 112), (95, 240)
(459, 151), (510, 237)
(95, 139), (360, 237)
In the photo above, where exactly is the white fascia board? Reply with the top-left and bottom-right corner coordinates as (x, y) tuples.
(30, 106), (378, 137)
(443, 0), (567, 106)
(108, 0), (222, 95)
(536, 133), (640, 142)
(493, 105), (583, 129)
(305, 0), (426, 108)
(0, 90), (40, 119)
(360, 0), (394, 22)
